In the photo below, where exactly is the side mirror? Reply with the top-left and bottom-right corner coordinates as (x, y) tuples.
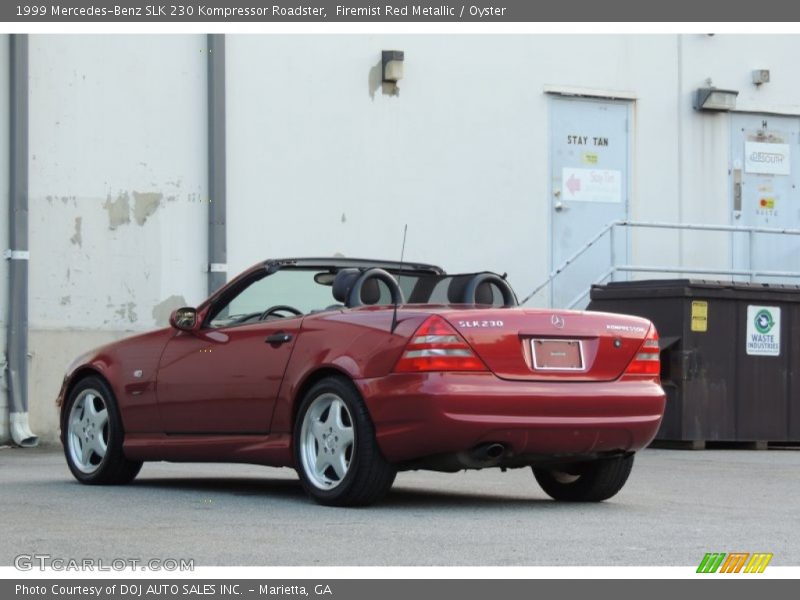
(169, 307), (199, 331)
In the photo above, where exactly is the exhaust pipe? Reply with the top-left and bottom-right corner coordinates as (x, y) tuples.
(470, 443), (506, 462)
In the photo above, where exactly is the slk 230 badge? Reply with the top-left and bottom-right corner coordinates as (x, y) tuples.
(457, 320), (504, 328)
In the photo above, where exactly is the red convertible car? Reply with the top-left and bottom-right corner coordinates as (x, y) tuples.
(59, 258), (665, 506)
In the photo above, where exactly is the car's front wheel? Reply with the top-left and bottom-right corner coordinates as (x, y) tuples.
(532, 454), (634, 502)
(294, 376), (396, 506)
(62, 375), (142, 485)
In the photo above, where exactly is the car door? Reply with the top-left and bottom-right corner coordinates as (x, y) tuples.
(155, 320), (300, 434)
(155, 271), (302, 434)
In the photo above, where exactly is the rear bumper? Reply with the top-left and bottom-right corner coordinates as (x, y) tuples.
(357, 372), (665, 463)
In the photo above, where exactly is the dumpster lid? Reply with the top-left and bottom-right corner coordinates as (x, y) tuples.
(590, 279), (800, 302)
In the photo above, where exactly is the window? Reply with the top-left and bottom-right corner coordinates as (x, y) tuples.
(207, 269), (339, 328)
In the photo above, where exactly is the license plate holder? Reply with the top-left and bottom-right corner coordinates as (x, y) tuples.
(531, 339), (584, 371)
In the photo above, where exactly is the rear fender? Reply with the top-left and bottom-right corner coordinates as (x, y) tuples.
(269, 309), (430, 433)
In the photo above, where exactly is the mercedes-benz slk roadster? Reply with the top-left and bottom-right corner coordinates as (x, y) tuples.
(59, 258), (665, 506)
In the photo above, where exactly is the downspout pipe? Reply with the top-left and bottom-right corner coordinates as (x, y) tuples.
(6, 34), (37, 447)
(207, 34), (227, 295)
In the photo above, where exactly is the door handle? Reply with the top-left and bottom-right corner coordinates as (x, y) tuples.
(554, 201), (567, 212)
(265, 332), (293, 344)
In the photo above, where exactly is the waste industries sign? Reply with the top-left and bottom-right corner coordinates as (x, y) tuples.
(562, 167), (622, 203)
(746, 305), (781, 356)
(744, 142), (791, 176)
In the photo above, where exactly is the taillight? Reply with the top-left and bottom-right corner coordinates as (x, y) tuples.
(623, 325), (660, 379)
(394, 315), (487, 372)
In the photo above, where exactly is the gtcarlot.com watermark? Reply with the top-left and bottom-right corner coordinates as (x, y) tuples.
(14, 554), (194, 571)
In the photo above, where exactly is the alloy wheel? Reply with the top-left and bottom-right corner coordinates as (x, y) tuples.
(299, 392), (355, 489)
(67, 389), (109, 474)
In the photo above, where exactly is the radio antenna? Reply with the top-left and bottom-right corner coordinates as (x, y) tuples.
(399, 224), (408, 263)
(391, 224), (407, 334)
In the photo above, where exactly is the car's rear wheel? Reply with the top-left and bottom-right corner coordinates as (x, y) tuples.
(294, 376), (396, 506)
(62, 375), (142, 485)
(532, 454), (634, 502)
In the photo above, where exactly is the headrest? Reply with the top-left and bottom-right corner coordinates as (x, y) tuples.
(474, 282), (494, 305)
(332, 269), (383, 306)
(360, 279), (381, 305)
(447, 275), (494, 305)
(332, 269), (360, 303)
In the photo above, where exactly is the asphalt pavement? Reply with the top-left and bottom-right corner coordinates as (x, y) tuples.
(1, 445), (797, 566)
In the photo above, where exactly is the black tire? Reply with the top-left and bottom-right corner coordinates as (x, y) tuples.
(61, 375), (142, 485)
(294, 376), (396, 507)
(533, 454), (634, 502)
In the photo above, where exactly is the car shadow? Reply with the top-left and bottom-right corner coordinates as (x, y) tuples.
(31, 468), (623, 510)
(383, 487), (563, 509)
(130, 476), (306, 499)
(127, 476), (608, 510)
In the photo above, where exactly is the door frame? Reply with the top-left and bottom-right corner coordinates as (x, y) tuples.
(728, 110), (800, 277)
(546, 93), (634, 307)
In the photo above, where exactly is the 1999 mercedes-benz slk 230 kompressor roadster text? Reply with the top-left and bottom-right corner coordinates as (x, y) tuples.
(58, 258), (666, 506)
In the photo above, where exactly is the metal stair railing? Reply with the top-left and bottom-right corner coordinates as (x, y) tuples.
(521, 220), (800, 309)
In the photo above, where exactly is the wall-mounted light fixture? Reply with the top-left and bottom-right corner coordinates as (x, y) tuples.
(752, 69), (770, 86)
(693, 87), (739, 112)
(382, 50), (404, 83)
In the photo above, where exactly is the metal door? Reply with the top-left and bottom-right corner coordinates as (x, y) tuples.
(730, 114), (800, 280)
(550, 96), (630, 308)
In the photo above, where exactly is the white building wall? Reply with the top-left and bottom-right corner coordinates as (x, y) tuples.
(678, 34), (800, 270)
(27, 35), (208, 441)
(226, 35), (631, 297)
(0, 35), (9, 443)
(225, 35), (685, 302)
(227, 34), (800, 300)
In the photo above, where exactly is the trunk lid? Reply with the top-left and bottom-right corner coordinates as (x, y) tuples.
(437, 307), (653, 382)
